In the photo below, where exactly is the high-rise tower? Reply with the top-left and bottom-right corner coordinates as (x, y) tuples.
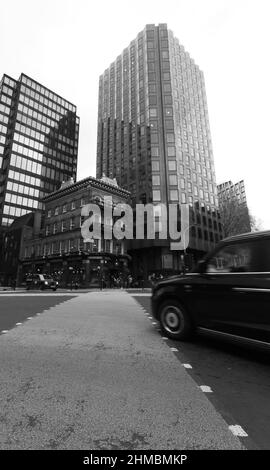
(96, 24), (223, 274)
(0, 73), (79, 227)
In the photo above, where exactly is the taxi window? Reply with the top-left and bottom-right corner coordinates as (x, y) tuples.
(207, 243), (252, 273)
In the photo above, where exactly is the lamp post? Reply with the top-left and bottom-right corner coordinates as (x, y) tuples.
(180, 223), (198, 273)
(68, 266), (73, 290)
(99, 259), (104, 290)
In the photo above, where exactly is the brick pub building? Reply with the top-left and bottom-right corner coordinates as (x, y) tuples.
(17, 175), (131, 288)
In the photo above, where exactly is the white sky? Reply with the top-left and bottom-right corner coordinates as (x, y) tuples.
(1, 0), (270, 228)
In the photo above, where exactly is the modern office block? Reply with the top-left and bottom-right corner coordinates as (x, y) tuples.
(96, 24), (223, 275)
(0, 73), (79, 227)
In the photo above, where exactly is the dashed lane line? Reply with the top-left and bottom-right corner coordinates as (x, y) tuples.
(200, 385), (213, 393)
(229, 425), (248, 437)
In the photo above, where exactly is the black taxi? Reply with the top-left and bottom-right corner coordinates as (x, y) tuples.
(151, 231), (270, 349)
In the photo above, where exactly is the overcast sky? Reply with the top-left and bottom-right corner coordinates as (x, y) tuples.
(1, 0), (270, 228)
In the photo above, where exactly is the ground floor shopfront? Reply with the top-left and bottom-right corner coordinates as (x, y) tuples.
(18, 251), (131, 288)
(128, 240), (206, 282)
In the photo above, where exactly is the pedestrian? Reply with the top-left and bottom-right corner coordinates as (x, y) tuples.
(128, 274), (133, 288)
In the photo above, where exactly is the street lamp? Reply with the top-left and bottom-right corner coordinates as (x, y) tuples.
(180, 223), (198, 272)
(99, 259), (105, 290)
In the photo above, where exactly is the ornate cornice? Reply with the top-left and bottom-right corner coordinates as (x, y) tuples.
(43, 176), (130, 202)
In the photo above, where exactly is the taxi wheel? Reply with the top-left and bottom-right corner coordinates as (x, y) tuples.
(159, 300), (193, 341)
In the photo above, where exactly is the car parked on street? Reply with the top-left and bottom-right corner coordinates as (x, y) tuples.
(25, 274), (58, 291)
(151, 230), (270, 349)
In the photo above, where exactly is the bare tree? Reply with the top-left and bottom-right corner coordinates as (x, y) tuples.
(219, 199), (251, 238)
(250, 214), (263, 232)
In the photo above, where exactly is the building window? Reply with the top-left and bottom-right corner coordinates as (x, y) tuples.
(152, 161), (160, 171)
(151, 147), (160, 157)
(164, 83), (171, 92)
(71, 201), (76, 210)
(55, 207), (59, 216)
(68, 239), (77, 252)
(53, 223), (57, 234)
(165, 107), (173, 116)
(70, 218), (75, 230)
(170, 190), (178, 201)
(167, 146), (176, 156)
(152, 175), (160, 186)
(169, 175), (177, 186)
(105, 240), (111, 252)
(152, 190), (161, 201)
(47, 209), (51, 218)
(168, 160), (176, 171)
(164, 95), (172, 104)
(166, 134), (175, 143)
(149, 108), (157, 117)
(151, 133), (159, 144)
(92, 239), (98, 253)
(63, 204), (67, 213)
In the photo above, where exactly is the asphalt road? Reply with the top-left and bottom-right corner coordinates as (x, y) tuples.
(0, 291), (244, 450)
(0, 295), (75, 331)
(133, 295), (270, 450)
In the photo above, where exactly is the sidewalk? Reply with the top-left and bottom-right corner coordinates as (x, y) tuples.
(0, 291), (244, 450)
(0, 287), (25, 292)
(0, 287), (152, 295)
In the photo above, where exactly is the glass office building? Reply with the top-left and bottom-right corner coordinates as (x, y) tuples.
(96, 24), (223, 275)
(0, 73), (79, 227)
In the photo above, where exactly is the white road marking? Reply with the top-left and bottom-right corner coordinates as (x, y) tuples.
(0, 293), (79, 296)
(229, 425), (248, 437)
(183, 364), (193, 369)
(152, 322), (157, 325)
(1, 330), (8, 334)
(170, 347), (179, 352)
(15, 322), (22, 326)
(27, 317), (33, 320)
(162, 337), (169, 340)
(200, 385), (213, 393)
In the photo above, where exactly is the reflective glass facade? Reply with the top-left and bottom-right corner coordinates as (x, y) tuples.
(96, 24), (223, 254)
(0, 73), (79, 227)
